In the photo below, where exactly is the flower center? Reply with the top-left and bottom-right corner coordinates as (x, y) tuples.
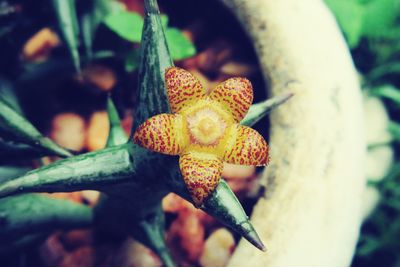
(187, 108), (226, 145)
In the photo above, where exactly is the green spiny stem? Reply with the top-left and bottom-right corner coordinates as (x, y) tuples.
(99, 176), (174, 265)
(162, 159), (265, 251)
(0, 194), (93, 242)
(124, 0), (178, 262)
(106, 97), (128, 147)
(131, 205), (175, 267)
(0, 143), (171, 200)
(0, 98), (72, 158)
(94, 189), (174, 265)
(0, 144), (136, 198)
(241, 92), (294, 127)
(132, 0), (173, 133)
(104, 97), (174, 265)
(202, 180), (266, 251)
(0, 128), (265, 253)
(51, 0), (81, 73)
(144, 0), (161, 13)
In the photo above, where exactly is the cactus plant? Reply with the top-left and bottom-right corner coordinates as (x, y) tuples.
(0, 0), (292, 265)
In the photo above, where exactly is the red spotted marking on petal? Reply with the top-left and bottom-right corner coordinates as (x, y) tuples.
(209, 78), (253, 122)
(224, 125), (269, 166)
(165, 67), (206, 113)
(179, 153), (223, 206)
(133, 114), (183, 155)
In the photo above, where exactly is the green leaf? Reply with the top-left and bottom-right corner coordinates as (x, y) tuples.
(165, 28), (196, 60)
(104, 11), (144, 42)
(51, 0), (81, 72)
(104, 11), (195, 61)
(362, 0), (399, 38)
(160, 15), (169, 29)
(371, 85), (400, 105)
(325, 0), (364, 48)
(368, 62), (400, 82)
(0, 79), (22, 115)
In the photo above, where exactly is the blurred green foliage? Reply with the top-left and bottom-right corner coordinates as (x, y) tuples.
(104, 11), (196, 63)
(325, 0), (400, 48)
(6, 0), (196, 75)
(104, 11), (143, 42)
(325, 0), (400, 266)
(51, 0), (81, 72)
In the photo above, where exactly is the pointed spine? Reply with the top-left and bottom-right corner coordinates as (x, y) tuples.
(169, 171), (266, 251)
(106, 97), (128, 147)
(132, 0), (173, 134)
(241, 92), (294, 127)
(0, 98), (72, 157)
(0, 144), (135, 198)
(51, 0), (81, 72)
(201, 180), (266, 251)
(130, 204), (175, 267)
(0, 194), (93, 242)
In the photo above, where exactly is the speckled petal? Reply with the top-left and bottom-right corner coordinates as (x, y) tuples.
(209, 78), (253, 122)
(165, 67), (206, 113)
(179, 153), (223, 206)
(224, 125), (269, 166)
(134, 114), (184, 155)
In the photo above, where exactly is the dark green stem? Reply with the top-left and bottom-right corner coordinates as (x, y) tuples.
(51, 0), (81, 73)
(165, 164), (266, 251)
(106, 97), (128, 147)
(241, 92), (294, 127)
(132, 0), (173, 133)
(129, 204), (175, 267)
(0, 144), (136, 198)
(0, 194), (93, 242)
(144, 0), (161, 14)
(94, 189), (174, 266)
(0, 98), (72, 157)
(202, 180), (266, 251)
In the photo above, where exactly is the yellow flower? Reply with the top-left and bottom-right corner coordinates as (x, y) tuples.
(134, 67), (269, 206)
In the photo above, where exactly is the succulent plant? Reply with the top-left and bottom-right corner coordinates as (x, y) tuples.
(0, 0), (292, 266)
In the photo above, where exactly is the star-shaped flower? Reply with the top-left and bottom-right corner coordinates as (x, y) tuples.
(134, 67), (269, 206)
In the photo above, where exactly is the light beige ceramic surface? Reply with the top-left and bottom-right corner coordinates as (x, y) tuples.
(220, 1), (366, 266)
